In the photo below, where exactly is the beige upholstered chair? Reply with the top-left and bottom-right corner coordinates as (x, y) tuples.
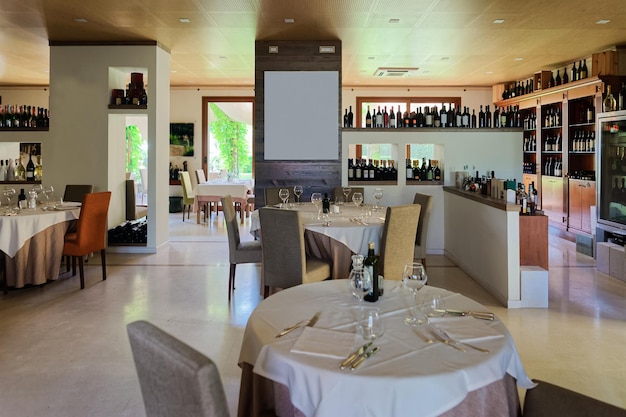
(378, 204), (422, 281)
(127, 320), (231, 417)
(523, 379), (626, 417)
(179, 171), (195, 221)
(195, 169), (207, 184)
(258, 207), (331, 297)
(332, 186), (365, 204)
(63, 184), (93, 202)
(413, 193), (433, 266)
(263, 187), (295, 206)
(221, 195), (262, 302)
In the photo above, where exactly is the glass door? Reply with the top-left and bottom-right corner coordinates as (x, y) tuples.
(597, 110), (626, 230)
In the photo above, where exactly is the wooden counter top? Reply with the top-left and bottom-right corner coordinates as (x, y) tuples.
(443, 186), (521, 212)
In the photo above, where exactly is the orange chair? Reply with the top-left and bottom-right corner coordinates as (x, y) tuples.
(63, 191), (112, 289)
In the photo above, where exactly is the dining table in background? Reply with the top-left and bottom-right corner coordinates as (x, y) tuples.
(194, 181), (250, 224)
(1, 205), (80, 292)
(250, 203), (385, 279)
(238, 279), (534, 417)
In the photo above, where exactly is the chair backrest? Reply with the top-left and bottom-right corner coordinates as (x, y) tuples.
(413, 192), (433, 248)
(258, 207), (306, 289)
(63, 184), (94, 202)
(127, 320), (230, 417)
(379, 204), (422, 280)
(180, 171), (195, 203)
(75, 191), (112, 254)
(263, 187), (295, 206)
(195, 169), (207, 184)
(523, 379), (626, 417)
(125, 179), (138, 221)
(332, 187), (365, 203)
(221, 195), (240, 262)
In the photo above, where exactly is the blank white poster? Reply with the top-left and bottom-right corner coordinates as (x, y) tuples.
(264, 71), (339, 160)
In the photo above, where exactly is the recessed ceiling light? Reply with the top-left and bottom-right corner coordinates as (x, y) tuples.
(179, 18), (191, 23)
(170, 70), (177, 73)
(492, 19), (505, 24)
(284, 18), (295, 23)
(389, 18), (400, 23)
(596, 19), (610, 24)
(514, 57), (524, 61)
(73, 18), (88, 23)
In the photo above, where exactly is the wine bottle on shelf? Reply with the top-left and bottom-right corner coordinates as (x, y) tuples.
(355, 158), (362, 180)
(478, 105), (485, 128)
(612, 178), (621, 204)
(563, 67), (569, 84)
(571, 62), (578, 82)
(439, 104), (447, 128)
(455, 105), (462, 127)
(363, 242), (380, 302)
(348, 158), (354, 181)
(447, 103), (455, 127)
(604, 85), (617, 112)
(581, 59), (588, 79)
(406, 159), (413, 181)
(34, 155), (43, 181)
(417, 107), (425, 127)
(348, 106), (354, 128)
(343, 108), (349, 128)
(396, 107), (403, 128)
(362, 158), (369, 180)
(555, 70), (562, 86)
(485, 105), (492, 128)
(376, 106), (383, 128)
(621, 178), (626, 205)
(389, 106), (396, 128)
(500, 106), (507, 128)
(434, 161), (441, 181)
(26, 152), (35, 181)
(368, 159), (375, 180)
(404, 110), (410, 128)
(619, 83), (626, 111)
(433, 106), (441, 127)
(493, 106), (500, 128)
(15, 155), (26, 181)
(587, 104), (594, 123)
(383, 106), (389, 128)
(365, 106), (372, 128)
(424, 106), (433, 127)
(549, 72), (555, 88)
(462, 107), (470, 128)
(0, 160), (5, 181)
(389, 160), (397, 181)
(471, 109), (477, 128)
(18, 188), (26, 208)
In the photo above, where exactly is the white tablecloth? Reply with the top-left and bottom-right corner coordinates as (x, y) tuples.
(250, 203), (384, 256)
(196, 183), (250, 200)
(0, 207), (80, 257)
(239, 280), (534, 417)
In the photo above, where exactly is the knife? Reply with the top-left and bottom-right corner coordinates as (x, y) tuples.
(275, 311), (321, 338)
(443, 309), (495, 320)
(429, 328), (466, 352)
(436, 328), (490, 353)
(350, 346), (380, 370)
(339, 341), (374, 369)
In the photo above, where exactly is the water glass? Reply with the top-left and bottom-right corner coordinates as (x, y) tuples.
(352, 192), (363, 207)
(357, 308), (385, 341)
(424, 295), (446, 318)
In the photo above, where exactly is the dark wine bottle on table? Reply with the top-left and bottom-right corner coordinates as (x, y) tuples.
(363, 242), (380, 302)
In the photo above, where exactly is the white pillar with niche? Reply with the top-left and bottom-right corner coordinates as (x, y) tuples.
(48, 43), (170, 253)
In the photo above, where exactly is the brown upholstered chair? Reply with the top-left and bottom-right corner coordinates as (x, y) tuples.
(180, 171), (195, 221)
(378, 204), (422, 281)
(523, 379), (626, 417)
(62, 191), (111, 289)
(263, 187), (295, 207)
(127, 320), (231, 417)
(258, 207), (331, 297)
(221, 195), (262, 302)
(413, 192), (433, 266)
(63, 184), (93, 203)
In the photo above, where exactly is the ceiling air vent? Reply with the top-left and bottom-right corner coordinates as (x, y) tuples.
(373, 67), (419, 77)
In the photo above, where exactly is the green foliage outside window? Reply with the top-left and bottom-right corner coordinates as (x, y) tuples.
(209, 103), (251, 177)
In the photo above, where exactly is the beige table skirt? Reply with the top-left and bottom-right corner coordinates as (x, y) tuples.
(237, 362), (521, 417)
(2, 221), (74, 290)
(304, 230), (354, 279)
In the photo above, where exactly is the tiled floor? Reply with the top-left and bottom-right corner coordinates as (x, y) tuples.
(1, 213), (625, 416)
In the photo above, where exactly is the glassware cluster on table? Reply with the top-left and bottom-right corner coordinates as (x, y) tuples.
(1, 185), (60, 215)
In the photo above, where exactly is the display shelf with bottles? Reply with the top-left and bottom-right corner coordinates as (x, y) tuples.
(567, 96), (596, 180)
(0, 142), (43, 184)
(540, 102), (564, 178)
(108, 68), (148, 110)
(347, 158), (399, 185)
(0, 105), (50, 131)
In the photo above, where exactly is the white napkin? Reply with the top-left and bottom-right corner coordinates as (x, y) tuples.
(290, 327), (357, 359)
(427, 316), (504, 343)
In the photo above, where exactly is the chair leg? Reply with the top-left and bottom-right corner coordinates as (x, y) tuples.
(65, 256), (70, 273)
(264, 285), (270, 298)
(78, 256), (85, 289)
(72, 256), (77, 276)
(100, 249), (107, 281)
(229, 263), (236, 302)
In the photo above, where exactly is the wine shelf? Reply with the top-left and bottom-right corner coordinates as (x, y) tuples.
(108, 104), (148, 110)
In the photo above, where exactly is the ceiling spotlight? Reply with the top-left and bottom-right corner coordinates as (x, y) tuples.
(389, 19), (400, 23)
(73, 18), (88, 23)
(492, 19), (505, 24)
(596, 19), (610, 24)
(284, 18), (295, 23)
(179, 18), (191, 23)
(269, 45), (279, 53)
(514, 57), (524, 61)
(486, 71), (494, 74)
(319, 46), (335, 54)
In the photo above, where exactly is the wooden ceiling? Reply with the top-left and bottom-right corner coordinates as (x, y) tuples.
(1, 0), (625, 87)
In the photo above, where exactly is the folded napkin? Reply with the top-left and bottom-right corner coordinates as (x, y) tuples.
(290, 327), (357, 359)
(427, 316), (504, 343)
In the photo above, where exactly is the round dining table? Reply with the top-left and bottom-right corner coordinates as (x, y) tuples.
(238, 279), (534, 417)
(250, 202), (385, 279)
(1, 205), (80, 291)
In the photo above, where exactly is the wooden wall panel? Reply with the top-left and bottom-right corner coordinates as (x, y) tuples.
(254, 40), (342, 206)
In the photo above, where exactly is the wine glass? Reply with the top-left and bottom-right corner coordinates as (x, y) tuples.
(3, 187), (16, 214)
(373, 187), (383, 210)
(310, 192), (322, 219)
(293, 185), (303, 205)
(42, 185), (54, 208)
(278, 188), (289, 208)
(342, 186), (351, 202)
(402, 262), (429, 325)
(351, 192), (363, 207)
(423, 295), (446, 319)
